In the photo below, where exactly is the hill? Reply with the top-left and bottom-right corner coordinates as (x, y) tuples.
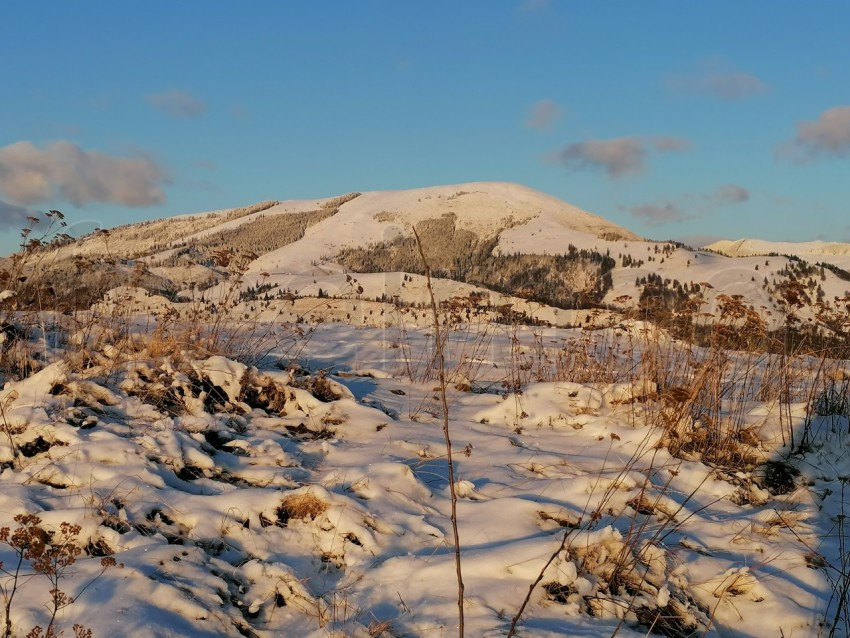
(706, 238), (850, 271)
(6, 182), (850, 346)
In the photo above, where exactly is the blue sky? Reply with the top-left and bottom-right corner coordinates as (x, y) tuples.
(2, 1), (849, 255)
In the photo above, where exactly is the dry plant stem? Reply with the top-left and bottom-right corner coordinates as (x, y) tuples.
(506, 528), (571, 638)
(1, 550), (26, 638)
(0, 397), (20, 467)
(412, 227), (465, 637)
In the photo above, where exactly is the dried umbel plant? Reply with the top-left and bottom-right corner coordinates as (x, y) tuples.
(1, 513), (115, 638)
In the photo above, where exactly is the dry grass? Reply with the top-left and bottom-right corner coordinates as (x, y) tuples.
(367, 617), (395, 637)
(500, 297), (850, 636)
(278, 493), (328, 523)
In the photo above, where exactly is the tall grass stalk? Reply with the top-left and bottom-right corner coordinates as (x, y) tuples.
(412, 227), (465, 637)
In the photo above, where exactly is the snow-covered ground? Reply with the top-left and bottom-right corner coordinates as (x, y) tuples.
(1, 315), (848, 638)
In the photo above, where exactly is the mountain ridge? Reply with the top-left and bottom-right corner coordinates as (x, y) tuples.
(6, 181), (850, 340)
(706, 237), (850, 266)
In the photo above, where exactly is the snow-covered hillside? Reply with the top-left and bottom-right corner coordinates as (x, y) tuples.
(239, 182), (639, 275)
(9, 182), (850, 340)
(706, 238), (850, 271)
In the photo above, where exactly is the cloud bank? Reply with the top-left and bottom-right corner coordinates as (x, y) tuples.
(670, 70), (767, 100)
(0, 140), (170, 208)
(548, 136), (691, 178)
(627, 201), (691, 225)
(715, 184), (749, 204)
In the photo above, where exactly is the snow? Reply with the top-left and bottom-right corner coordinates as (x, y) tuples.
(0, 317), (847, 637)
(706, 237), (850, 271)
(4, 181), (850, 637)
(22, 181), (850, 342)
(244, 181), (639, 276)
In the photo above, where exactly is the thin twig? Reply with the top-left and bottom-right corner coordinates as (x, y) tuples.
(0, 393), (20, 468)
(412, 227), (465, 637)
(507, 528), (572, 637)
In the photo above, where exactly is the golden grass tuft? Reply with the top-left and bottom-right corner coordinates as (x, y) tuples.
(278, 492), (328, 522)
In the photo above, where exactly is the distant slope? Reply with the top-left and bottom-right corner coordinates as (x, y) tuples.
(705, 238), (850, 271)
(706, 238), (850, 257)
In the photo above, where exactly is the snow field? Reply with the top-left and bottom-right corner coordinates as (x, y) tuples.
(0, 317), (847, 637)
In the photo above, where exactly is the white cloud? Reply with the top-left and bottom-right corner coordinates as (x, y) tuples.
(547, 135), (690, 178)
(0, 140), (169, 208)
(524, 99), (563, 131)
(781, 105), (850, 162)
(147, 89), (207, 118)
(651, 136), (692, 152)
(626, 201), (690, 226)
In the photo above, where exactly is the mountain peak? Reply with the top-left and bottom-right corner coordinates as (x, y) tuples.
(239, 182), (639, 273)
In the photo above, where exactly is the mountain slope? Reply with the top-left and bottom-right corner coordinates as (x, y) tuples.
(9, 182), (850, 339)
(706, 238), (850, 271)
(242, 182), (639, 275)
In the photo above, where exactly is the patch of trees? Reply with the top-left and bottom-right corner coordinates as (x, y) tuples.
(817, 261), (850, 282)
(177, 194), (360, 261)
(194, 207), (338, 256)
(6, 258), (177, 311)
(761, 258), (829, 306)
(636, 273), (693, 316)
(599, 231), (632, 241)
(240, 281), (280, 302)
(621, 254), (644, 268)
(336, 214), (616, 310)
(762, 253), (850, 282)
(320, 192), (361, 209)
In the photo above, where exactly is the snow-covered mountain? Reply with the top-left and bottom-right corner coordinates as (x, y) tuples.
(12, 182), (850, 334)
